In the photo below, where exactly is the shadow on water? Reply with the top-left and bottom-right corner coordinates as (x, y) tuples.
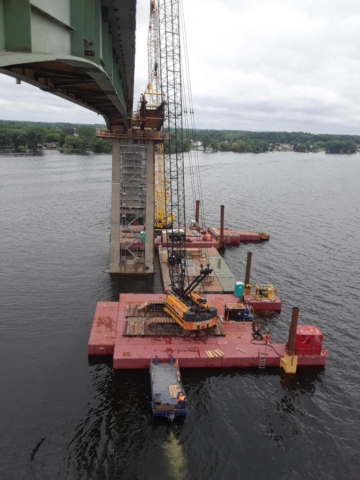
(183, 366), (324, 395)
(109, 274), (155, 300)
(108, 253), (163, 300)
(279, 366), (325, 394)
(88, 356), (114, 368)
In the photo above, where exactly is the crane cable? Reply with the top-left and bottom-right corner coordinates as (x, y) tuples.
(179, 4), (197, 230)
(179, 0), (210, 297)
(180, 0), (209, 268)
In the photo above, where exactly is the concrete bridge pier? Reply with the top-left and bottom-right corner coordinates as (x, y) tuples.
(109, 139), (155, 274)
(109, 140), (121, 273)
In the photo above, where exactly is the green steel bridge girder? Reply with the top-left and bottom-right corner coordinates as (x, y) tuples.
(0, 0), (137, 128)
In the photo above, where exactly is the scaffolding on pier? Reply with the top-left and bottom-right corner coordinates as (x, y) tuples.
(119, 142), (147, 265)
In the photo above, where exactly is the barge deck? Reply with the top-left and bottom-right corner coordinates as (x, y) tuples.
(88, 294), (326, 370)
(158, 247), (236, 293)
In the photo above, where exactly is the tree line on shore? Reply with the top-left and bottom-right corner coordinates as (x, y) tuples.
(1, 121), (359, 155)
(0, 121), (111, 153)
(194, 130), (360, 154)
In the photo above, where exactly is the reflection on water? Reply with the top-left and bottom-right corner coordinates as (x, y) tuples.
(279, 367), (325, 395)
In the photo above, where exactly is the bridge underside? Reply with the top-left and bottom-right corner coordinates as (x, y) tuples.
(1, 55), (127, 128)
(0, 0), (137, 128)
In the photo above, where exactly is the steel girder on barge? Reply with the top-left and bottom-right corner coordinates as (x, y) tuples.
(0, 0), (137, 128)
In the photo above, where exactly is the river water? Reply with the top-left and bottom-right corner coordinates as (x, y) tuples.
(0, 150), (359, 480)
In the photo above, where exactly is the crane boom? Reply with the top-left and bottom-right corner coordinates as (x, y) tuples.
(145, 1), (161, 109)
(143, 1), (173, 230)
(159, 0), (186, 295)
(140, 0), (218, 333)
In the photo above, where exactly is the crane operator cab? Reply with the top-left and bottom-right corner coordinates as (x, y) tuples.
(164, 292), (217, 331)
(164, 264), (218, 331)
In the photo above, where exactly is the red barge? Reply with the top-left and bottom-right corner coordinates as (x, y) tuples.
(88, 293), (327, 372)
(90, 232), (326, 373)
(119, 223), (270, 253)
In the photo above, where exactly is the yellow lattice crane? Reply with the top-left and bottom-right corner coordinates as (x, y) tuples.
(144, 1), (173, 229)
(155, 143), (174, 228)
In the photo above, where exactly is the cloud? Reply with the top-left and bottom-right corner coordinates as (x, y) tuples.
(163, 0), (360, 133)
(1, 0), (360, 134)
(0, 75), (105, 124)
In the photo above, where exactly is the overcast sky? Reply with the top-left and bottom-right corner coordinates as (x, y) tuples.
(1, 0), (360, 134)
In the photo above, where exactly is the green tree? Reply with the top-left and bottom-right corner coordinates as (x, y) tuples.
(10, 130), (27, 151)
(58, 129), (67, 147)
(343, 140), (357, 153)
(312, 141), (325, 152)
(44, 127), (64, 143)
(26, 127), (45, 151)
(93, 138), (111, 153)
(64, 135), (87, 152)
(237, 140), (247, 152)
(0, 129), (11, 149)
(294, 143), (307, 152)
(182, 137), (190, 152)
(77, 125), (95, 144)
(202, 134), (211, 152)
(219, 141), (230, 152)
(210, 140), (218, 152)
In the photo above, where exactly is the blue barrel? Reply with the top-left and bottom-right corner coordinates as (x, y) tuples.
(234, 281), (244, 297)
(140, 231), (146, 243)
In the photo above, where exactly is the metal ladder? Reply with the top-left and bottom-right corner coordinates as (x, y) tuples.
(258, 351), (268, 369)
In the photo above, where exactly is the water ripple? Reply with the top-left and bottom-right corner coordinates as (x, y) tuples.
(0, 151), (360, 479)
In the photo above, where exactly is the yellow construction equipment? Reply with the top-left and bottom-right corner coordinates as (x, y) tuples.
(259, 231), (269, 241)
(187, 292), (212, 310)
(280, 351), (298, 374)
(155, 144), (174, 228)
(254, 284), (275, 300)
(142, 3), (173, 229)
(164, 293), (217, 331)
(164, 265), (218, 331)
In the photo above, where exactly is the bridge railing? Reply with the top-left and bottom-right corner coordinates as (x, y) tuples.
(96, 129), (167, 142)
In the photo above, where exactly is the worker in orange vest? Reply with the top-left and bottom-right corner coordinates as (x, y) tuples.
(177, 392), (185, 402)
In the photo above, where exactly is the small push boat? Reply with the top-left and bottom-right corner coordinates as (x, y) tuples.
(150, 356), (187, 420)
